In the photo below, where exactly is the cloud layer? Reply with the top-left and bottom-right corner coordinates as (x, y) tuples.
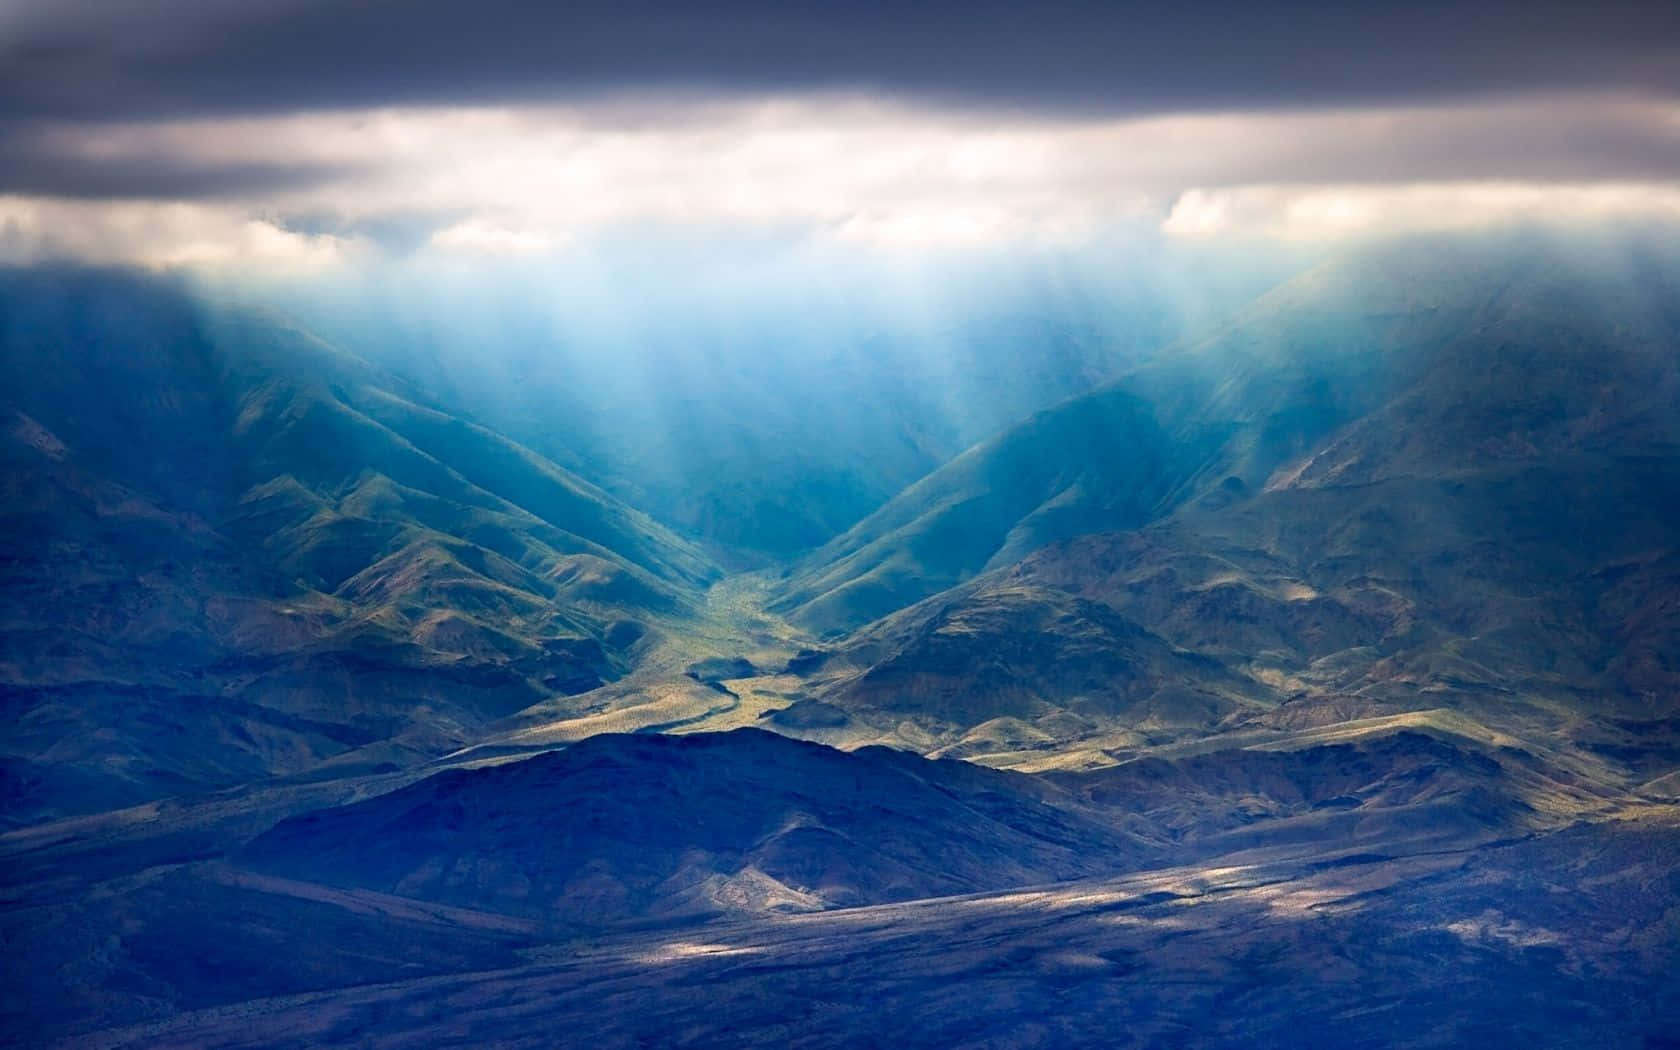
(4, 94), (1680, 266)
(3, 3), (1678, 266)
(5, 0), (1676, 122)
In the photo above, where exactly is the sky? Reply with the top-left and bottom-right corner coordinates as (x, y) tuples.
(2, 0), (1678, 268)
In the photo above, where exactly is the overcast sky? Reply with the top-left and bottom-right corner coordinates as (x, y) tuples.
(3, 0), (1678, 266)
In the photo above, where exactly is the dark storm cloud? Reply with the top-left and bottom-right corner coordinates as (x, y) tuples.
(4, 0), (1677, 125)
(0, 131), (350, 200)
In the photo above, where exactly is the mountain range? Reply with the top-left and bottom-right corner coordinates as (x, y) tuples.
(3, 230), (1678, 1047)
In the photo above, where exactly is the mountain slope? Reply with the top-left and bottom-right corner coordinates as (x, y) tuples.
(759, 231), (1680, 773)
(772, 230), (1680, 636)
(805, 580), (1267, 749)
(0, 269), (721, 824)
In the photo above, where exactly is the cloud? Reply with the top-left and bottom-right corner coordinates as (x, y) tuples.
(9, 93), (1679, 205)
(428, 219), (556, 257)
(1161, 182), (1680, 240)
(2, 1), (1676, 124)
(0, 196), (367, 269)
(4, 1), (1675, 268)
(2, 94), (1678, 265)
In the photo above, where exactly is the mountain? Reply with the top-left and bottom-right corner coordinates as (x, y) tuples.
(240, 728), (1148, 925)
(771, 230), (1680, 636)
(752, 231), (1680, 783)
(0, 268), (720, 825)
(9, 233), (1675, 822)
(767, 386), (1188, 633)
(796, 580), (1267, 752)
(282, 257), (1291, 561)
(5, 715), (1654, 1046)
(3, 233), (1679, 1048)
(54, 815), (1675, 1050)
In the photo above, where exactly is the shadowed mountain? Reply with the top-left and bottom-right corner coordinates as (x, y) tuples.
(1049, 722), (1625, 854)
(48, 815), (1676, 1050)
(240, 728), (1148, 924)
(2, 713), (1651, 1045)
(0, 268), (720, 824)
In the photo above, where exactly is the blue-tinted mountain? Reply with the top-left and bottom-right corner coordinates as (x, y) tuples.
(773, 231), (1680, 636)
(0, 269), (719, 824)
(285, 257), (1290, 561)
